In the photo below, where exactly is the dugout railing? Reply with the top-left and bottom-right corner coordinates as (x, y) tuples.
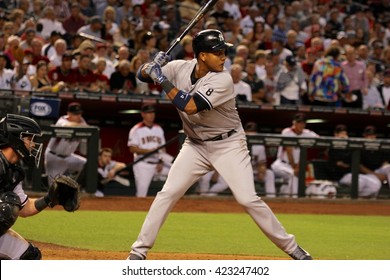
(31, 125), (100, 194)
(246, 133), (390, 199)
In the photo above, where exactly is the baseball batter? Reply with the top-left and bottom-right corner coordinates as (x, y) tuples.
(128, 104), (171, 197)
(44, 102), (88, 184)
(127, 29), (312, 260)
(271, 113), (319, 197)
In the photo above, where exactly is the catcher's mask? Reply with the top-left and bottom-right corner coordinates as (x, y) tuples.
(0, 114), (43, 168)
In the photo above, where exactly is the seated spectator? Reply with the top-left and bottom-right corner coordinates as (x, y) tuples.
(63, 3), (86, 39)
(77, 16), (104, 41)
(230, 63), (251, 102)
(48, 52), (77, 91)
(102, 5), (119, 38)
(0, 52), (15, 90)
(109, 60), (137, 94)
(30, 38), (50, 65)
(29, 60), (65, 92)
(243, 59), (266, 104)
(48, 38), (68, 68)
(91, 43), (115, 78)
(38, 6), (66, 40)
(129, 55), (149, 95)
(74, 54), (99, 92)
(113, 18), (136, 49)
(42, 31), (62, 59)
(93, 58), (110, 93)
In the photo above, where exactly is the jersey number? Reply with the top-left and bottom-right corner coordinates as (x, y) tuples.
(205, 88), (214, 96)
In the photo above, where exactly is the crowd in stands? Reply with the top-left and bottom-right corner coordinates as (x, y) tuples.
(0, 0), (389, 110)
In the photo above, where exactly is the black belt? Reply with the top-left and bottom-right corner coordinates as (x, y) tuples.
(204, 130), (237, 141)
(49, 150), (68, 158)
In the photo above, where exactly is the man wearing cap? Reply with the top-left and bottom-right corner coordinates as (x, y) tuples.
(339, 126), (389, 198)
(44, 102), (88, 185)
(0, 52), (14, 90)
(12, 57), (32, 92)
(127, 29), (313, 260)
(48, 51), (77, 90)
(271, 113), (319, 197)
(275, 55), (307, 105)
(127, 104), (171, 197)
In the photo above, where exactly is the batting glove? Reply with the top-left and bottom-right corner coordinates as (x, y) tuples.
(144, 62), (166, 85)
(153, 51), (170, 67)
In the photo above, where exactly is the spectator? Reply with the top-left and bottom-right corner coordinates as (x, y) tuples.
(91, 43), (115, 78)
(240, 6), (262, 36)
(364, 68), (385, 110)
(44, 102), (88, 185)
(113, 18), (135, 49)
(94, 57), (110, 93)
(127, 104), (171, 197)
(102, 5), (119, 38)
(271, 113), (319, 198)
(30, 38), (50, 65)
(254, 49), (267, 79)
(179, 0), (200, 23)
(0, 54), (13, 89)
(37, 6), (66, 40)
(341, 45), (368, 109)
(116, 0), (132, 25)
(20, 28), (37, 51)
(210, 0), (231, 32)
(109, 60), (137, 94)
(129, 54), (149, 95)
(29, 60), (65, 92)
(77, 16), (104, 41)
(339, 126), (388, 198)
(261, 60), (278, 105)
(12, 57), (33, 92)
(41, 31), (62, 59)
(74, 54), (99, 92)
(243, 59), (265, 104)
(47, 51), (77, 91)
(44, 0), (70, 22)
(275, 55), (307, 105)
(224, 0), (241, 21)
(231, 63), (252, 103)
(308, 46), (349, 107)
(48, 38), (67, 68)
(4, 35), (23, 67)
(63, 3), (86, 39)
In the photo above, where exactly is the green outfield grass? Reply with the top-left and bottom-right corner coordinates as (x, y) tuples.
(13, 211), (390, 260)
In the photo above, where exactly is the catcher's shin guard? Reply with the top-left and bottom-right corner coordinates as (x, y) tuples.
(19, 243), (42, 260)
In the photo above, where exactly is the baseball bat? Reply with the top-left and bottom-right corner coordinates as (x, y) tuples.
(114, 135), (180, 176)
(79, 32), (108, 44)
(166, 0), (219, 55)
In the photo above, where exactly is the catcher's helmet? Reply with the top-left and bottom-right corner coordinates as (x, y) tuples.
(0, 114), (43, 167)
(192, 29), (233, 57)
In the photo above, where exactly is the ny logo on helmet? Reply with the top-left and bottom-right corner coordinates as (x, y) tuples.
(218, 33), (224, 42)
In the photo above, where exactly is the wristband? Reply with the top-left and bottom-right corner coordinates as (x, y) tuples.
(34, 196), (51, 211)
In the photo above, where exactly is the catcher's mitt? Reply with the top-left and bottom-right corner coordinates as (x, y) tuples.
(47, 175), (80, 212)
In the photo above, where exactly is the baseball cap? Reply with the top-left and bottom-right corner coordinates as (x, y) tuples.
(141, 104), (155, 113)
(62, 51), (73, 60)
(67, 102), (83, 114)
(363, 125), (376, 136)
(337, 31), (347, 40)
(285, 55), (296, 66)
(293, 113), (307, 123)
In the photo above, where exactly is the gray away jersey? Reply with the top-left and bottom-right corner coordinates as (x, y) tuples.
(162, 59), (242, 140)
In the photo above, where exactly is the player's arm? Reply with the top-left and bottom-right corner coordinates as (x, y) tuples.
(138, 63), (209, 115)
(129, 145), (155, 155)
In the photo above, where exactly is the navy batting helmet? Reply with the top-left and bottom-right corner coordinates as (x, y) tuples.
(0, 114), (43, 167)
(192, 29), (233, 57)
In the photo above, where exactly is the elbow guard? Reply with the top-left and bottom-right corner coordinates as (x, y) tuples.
(172, 90), (192, 111)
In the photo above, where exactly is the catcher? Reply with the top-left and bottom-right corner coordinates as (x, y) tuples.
(0, 114), (80, 260)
